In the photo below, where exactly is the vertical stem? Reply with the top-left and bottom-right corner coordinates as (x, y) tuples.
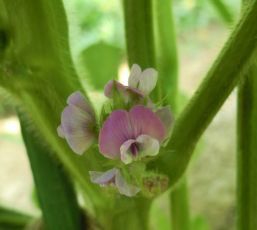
(237, 0), (257, 228)
(122, 1), (157, 228)
(170, 179), (191, 230)
(108, 198), (151, 230)
(154, 0), (191, 229)
(237, 62), (257, 229)
(154, 0), (178, 107)
(123, 0), (159, 100)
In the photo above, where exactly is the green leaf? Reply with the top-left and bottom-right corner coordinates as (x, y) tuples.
(19, 114), (83, 230)
(80, 41), (123, 90)
(191, 215), (209, 230)
(209, 0), (234, 25)
(0, 205), (33, 229)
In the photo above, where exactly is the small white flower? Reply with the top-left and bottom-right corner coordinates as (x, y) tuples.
(128, 64), (158, 95)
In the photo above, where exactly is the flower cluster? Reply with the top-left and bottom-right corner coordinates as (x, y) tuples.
(57, 64), (172, 197)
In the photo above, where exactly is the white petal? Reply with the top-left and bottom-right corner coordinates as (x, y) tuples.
(136, 134), (160, 157)
(89, 168), (118, 185)
(61, 105), (95, 155)
(128, 64), (142, 88)
(120, 139), (136, 164)
(138, 68), (158, 95)
(115, 170), (140, 197)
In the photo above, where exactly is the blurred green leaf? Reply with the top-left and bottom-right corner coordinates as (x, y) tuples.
(0, 205), (33, 229)
(191, 215), (209, 230)
(209, 0), (234, 25)
(80, 41), (123, 89)
(19, 114), (83, 230)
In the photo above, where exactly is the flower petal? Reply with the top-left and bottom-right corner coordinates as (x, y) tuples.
(67, 91), (94, 116)
(129, 105), (166, 142)
(61, 105), (95, 155)
(155, 106), (173, 137)
(104, 80), (128, 98)
(99, 110), (132, 158)
(137, 68), (158, 95)
(128, 64), (142, 88)
(120, 139), (137, 164)
(115, 170), (141, 197)
(89, 168), (118, 185)
(136, 134), (160, 157)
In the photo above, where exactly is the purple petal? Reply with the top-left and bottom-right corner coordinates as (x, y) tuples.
(61, 105), (95, 155)
(115, 170), (141, 197)
(99, 110), (132, 158)
(129, 106), (166, 142)
(67, 91), (94, 117)
(155, 106), (173, 137)
(104, 80), (128, 98)
(89, 168), (118, 185)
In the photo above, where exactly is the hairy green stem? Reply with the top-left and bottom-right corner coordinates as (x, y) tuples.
(151, 0), (257, 187)
(0, 0), (108, 214)
(20, 113), (83, 230)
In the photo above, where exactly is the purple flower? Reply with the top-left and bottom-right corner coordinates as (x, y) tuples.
(89, 168), (140, 197)
(99, 105), (167, 164)
(57, 91), (96, 155)
(104, 64), (158, 100)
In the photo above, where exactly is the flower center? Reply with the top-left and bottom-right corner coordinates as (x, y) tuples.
(130, 142), (139, 156)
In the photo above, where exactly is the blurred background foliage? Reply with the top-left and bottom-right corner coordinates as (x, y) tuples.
(0, 0), (241, 229)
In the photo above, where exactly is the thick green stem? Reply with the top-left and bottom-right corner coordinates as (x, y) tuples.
(151, 0), (257, 187)
(104, 198), (151, 230)
(123, 0), (155, 69)
(237, 65), (257, 230)
(237, 1), (257, 228)
(170, 179), (191, 230)
(20, 113), (83, 230)
(0, 0), (108, 213)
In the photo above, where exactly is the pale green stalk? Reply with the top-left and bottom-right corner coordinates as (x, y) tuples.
(154, 0), (190, 229)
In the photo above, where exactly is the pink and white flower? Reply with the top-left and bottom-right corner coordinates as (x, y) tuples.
(57, 91), (96, 155)
(99, 105), (168, 164)
(104, 64), (158, 101)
